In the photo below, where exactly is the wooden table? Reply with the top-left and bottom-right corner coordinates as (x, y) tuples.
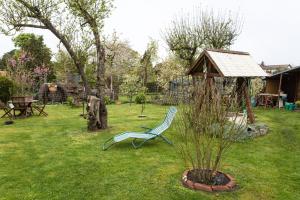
(11, 100), (38, 118)
(257, 93), (287, 108)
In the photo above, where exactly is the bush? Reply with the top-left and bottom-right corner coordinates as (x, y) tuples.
(296, 101), (300, 108)
(0, 76), (14, 103)
(177, 81), (246, 185)
(66, 96), (76, 107)
(104, 96), (114, 105)
(135, 93), (146, 104)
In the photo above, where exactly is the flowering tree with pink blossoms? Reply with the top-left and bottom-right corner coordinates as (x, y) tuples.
(34, 64), (50, 85)
(7, 52), (34, 95)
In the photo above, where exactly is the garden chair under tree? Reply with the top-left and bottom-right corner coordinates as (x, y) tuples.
(0, 100), (14, 119)
(103, 106), (177, 150)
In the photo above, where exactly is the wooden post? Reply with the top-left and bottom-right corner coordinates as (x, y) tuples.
(243, 78), (255, 124)
(296, 72), (300, 102)
(277, 73), (283, 108)
(236, 77), (244, 107)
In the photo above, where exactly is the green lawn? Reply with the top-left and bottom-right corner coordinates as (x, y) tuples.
(0, 104), (299, 200)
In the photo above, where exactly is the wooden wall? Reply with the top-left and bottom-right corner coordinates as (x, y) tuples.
(266, 70), (300, 102)
(265, 79), (279, 94)
(296, 72), (300, 101)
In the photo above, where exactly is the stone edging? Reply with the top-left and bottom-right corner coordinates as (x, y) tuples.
(182, 170), (236, 192)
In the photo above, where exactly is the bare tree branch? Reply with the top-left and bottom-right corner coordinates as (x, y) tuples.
(164, 8), (242, 68)
(13, 23), (47, 29)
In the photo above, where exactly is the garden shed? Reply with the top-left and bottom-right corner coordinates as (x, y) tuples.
(187, 49), (268, 123)
(265, 66), (300, 102)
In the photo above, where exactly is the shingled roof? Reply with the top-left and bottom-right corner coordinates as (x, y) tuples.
(187, 49), (268, 77)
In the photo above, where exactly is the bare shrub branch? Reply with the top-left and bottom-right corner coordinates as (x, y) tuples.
(176, 79), (246, 184)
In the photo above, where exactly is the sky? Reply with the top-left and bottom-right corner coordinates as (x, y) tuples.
(0, 0), (300, 66)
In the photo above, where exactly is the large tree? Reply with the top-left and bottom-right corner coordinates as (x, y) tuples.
(155, 56), (185, 90)
(0, 0), (91, 92)
(12, 33), (55, 86)
(0, 0), (113, 130)
(140, 40), (158, 87)
(66, 0), (114, 129)
(13, 33), (52, 70)
(164, 8), (241, 68)
(105, 32), (140, 100)
(0, 50), (16, 70)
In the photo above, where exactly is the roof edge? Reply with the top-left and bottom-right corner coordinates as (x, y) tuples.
(269, 66), (300, 78)
(205, 48), (250, 55)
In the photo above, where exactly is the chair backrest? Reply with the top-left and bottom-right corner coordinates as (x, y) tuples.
(0, 100), (6, 109)
(149, 106), (177, 135)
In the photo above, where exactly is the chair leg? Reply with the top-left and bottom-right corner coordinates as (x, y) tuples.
(132, 138), (150, 149)
(159, 135), (173, 145)
(1, 109), (13, 119)
(33, 105), (48, 117)
(7, 109), (14, 119)
(102, 138), (116, 151)
(39, 105), (48, 116)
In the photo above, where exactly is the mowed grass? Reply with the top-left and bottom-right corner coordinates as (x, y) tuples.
(0, 104), (299, 200)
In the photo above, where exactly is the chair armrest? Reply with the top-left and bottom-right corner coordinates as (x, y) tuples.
(145, 132), (158, 136)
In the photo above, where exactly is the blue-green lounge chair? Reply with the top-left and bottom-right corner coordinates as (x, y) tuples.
(102, 106), (177, 150)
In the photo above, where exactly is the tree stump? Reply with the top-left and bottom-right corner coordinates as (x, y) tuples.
(87, 95), (101, 131)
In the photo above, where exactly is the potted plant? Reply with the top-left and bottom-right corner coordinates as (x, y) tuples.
(177, 81), (246, 192)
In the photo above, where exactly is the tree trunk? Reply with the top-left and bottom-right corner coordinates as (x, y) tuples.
(114, 81), (119, 101)
(95, 45), (108, 129)
(87, 26), (108, 130)
(144, 63), (148, 87)
(110, 74), (114, 101)
(87, 95), (101, 131)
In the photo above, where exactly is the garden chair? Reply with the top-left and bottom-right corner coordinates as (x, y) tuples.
(103, 106), (177, 150)
(0, 101), (14, 119)
(32, 101), (48, 116)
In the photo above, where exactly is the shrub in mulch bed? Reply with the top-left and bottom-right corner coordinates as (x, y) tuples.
(182, 169), (237, 192)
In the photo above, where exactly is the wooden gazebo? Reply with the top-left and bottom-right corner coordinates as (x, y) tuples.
(187, 49), (268, 123)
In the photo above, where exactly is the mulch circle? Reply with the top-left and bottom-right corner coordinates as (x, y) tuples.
(182, 169), (237, 192)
